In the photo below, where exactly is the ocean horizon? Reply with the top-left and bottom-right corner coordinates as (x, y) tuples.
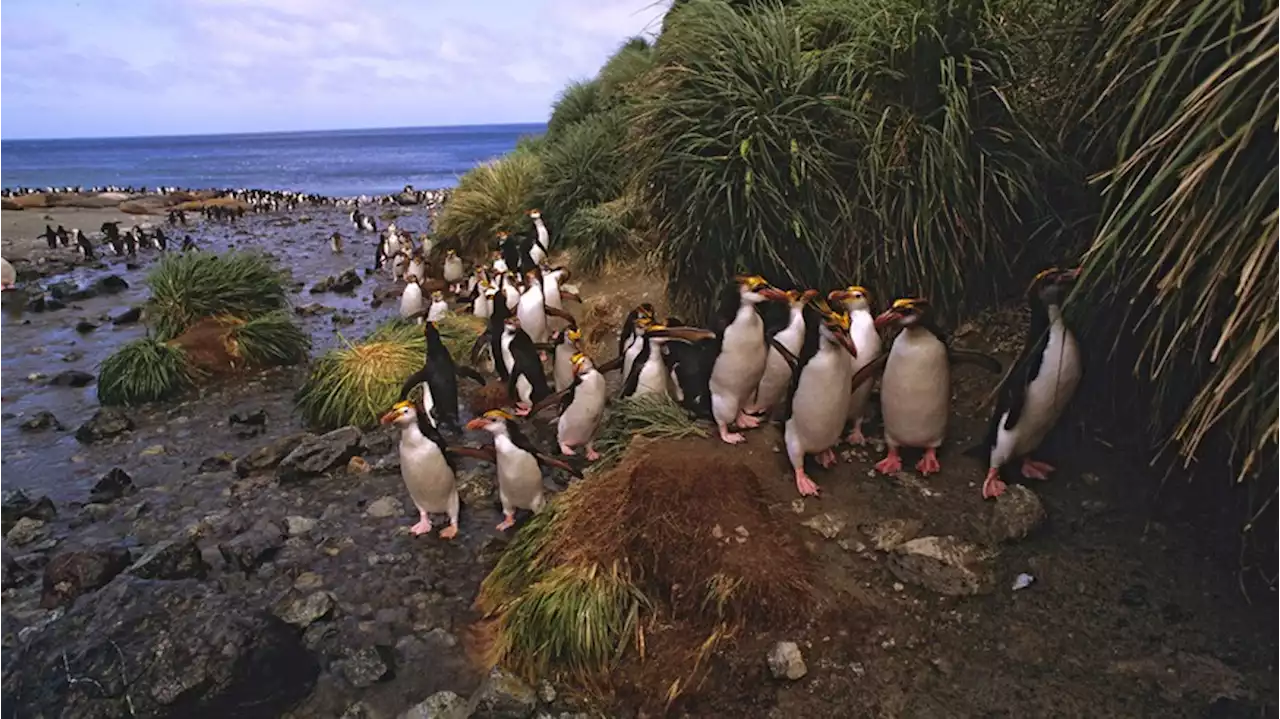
(0, 123), (545, 198)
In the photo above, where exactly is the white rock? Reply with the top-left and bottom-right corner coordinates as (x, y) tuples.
(767, 641), (807, 680)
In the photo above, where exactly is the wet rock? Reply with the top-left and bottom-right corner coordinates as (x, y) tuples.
(988, 484), (1046, 542)
(2, 489), (57, 534)
(366, 496), (403, 519)
(887, 536), (999, 597)
(127, 537), (209, 580)
(48, 368), (95, 387)
(310, 269), (362, 294)
(275, 590), (337, 628)
(285, 515), (318, 536)
(40, 545), (132, 608)
(402, 690), (467, 719)
(332, 312), (356, 326)
(294, 571), (324, 591)
(61, 351), (84, 362)
(768, 641), (808, 680)
(457, 470), (493, 505)
(74, 319), (99, 333)
(343, 701), (386, 719)
(229, 407), (268, 426)
(112, 306), (143, 324)
(335, 646), (393, 688)
(91, 273), (129, 295)
(6, 517), (48, 547)
(801, 511), (847, 539)
(47, 280), (78, 300)
(295, 302), (335, 316)
(277, 426), (364, 482)
(89, 466), (137, 503)
(4, 575), (318, 717)
(861, 518), (925, 551)
(74, 407), (134, 443)
(218, 519), (286, 573)
(198, 452), (235, 473)
(235, 431), (310, 476)
(362, 426), (395, 456)
(348, 456), (372, 474)
(473, 666), (539, 718)
(19, 410), (64, 431)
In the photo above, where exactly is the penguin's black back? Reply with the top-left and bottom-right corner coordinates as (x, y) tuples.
(781, 303), (824, 422)
(977, 293), (1053, 452)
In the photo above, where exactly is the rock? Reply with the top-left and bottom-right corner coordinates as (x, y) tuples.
(343, 700), (386, 719)
(366, 496), (403, 519)
(112, 306), (143, 324)
(768, 641), (808, 680)
(74, 407), (134, 443)
(19, 410), (64, 431)
(277, 426), (363, 482)
(127, 537), (209, 580)
(275, 590), (337, 628)
(218, 519), (286, 573)
(473, 666), (538, 719)
(89, 466), (137, 503)
(860, 518), (925, 551)
(456, 470), (493, 505)
(4, 575), (318, 717)
(988, 484), (1046, 542)
(361, 426), (395, 456)
(235, 432), (310, 476)
(229, 407), (268, 426)
(48, 368), (95, 388)
(91, 273), (129, 295)
(335, 646), (392, 688)
(294, 302), (334, 316)
(348, 456), (372, 474)
(329, 269), (363, 293)
(401, 690), (467, 719)
(801, 511), (847, 539)
(47, 280), (78, 300)
(40, 546), (132, 608)
(537, 681), (557, 704)
(140, 443), (166, 456)
(74, 319), (99, 334)
(6, 517), (48, 547)
(293, 571), (324, 591)
(2, 489), (56, 534)
(62, 350), (84, 362)
(332, 312), (356, 326)
(887, 536), (999, 596)
(198, 452), (235, 473)
(285, 515), (318, 536)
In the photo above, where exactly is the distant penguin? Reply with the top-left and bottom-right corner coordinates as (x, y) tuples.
(1, 257), (16, 290)
(426, 290), (449, 323)
(74, 230), (95, 259)
(330, 232), (343, 254)
(39, 225), (57, 250)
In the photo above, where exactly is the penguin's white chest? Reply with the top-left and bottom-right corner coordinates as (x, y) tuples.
(787, 343), (854, 452)
(880, 329), (950, 448)
(400, 283), (424, 318)
(848, 311), (883, 419)
(427, 299), (449, 323)
(635, 348), (672, 397)
(543, 278), (563, 310)
(517, 289), (548, 342)
(500, 332), (517, 375)
(756, 309), (806, 409)
(553, 344), (576, 392)
(994, 320), (1081, 463)
(711, 308), (767, 397)
(399, 430), (456, 513)
(495, 435), (543, 510)
(474, 294), (493, 319)
(559, 372), (607, 446)
(444, 257), (464, 282)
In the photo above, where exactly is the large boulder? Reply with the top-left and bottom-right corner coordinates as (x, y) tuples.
(276, 427), (363, 482)
(41, 546), (132, 608)
(234, 432), (310, 477)
(2, 576), (318, 718)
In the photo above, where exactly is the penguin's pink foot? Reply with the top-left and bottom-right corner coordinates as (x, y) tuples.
(438, 524), (458, 540)
(982, 468), (1007, 499)
(735, 411), (762, 429)
(874, 447), (902, 475)
(817, 448), (837, 468)
(538, 351), (549, 363)
(410, 514), (433, 536)
(916, 447), (941, 475)
(1021, 458), (1055, 480)
(846, 422), (868, 446)
(514, 402), (532, 417)
(559, 442), (577, 456)
(718, 423), (746, 445)
(585, 444), (601, 461)
(794, 469), (821, 497)
(496, 513), (516, 531)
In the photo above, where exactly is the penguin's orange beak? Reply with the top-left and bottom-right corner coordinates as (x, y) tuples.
(834, 330), (857, 357)
(828, 289), (852, 303)
(465, 418), (488, 431)
(873, 309), (901, 329)
(758, 287), (789, 302)
(379, 410), (399, 425)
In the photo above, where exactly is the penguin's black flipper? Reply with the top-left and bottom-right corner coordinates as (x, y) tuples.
(446, 445), (497, 463)
(545, 305), (577, 327)
(596, 355), (624, 374)
(560, 290), (582, 303)
(534, 452), (583, 479)
(769, 337), (800, 372)
(469, 331), (491, 366)
(528, 385), (571, 416)
(849, 354), (889, 395)
(456, 366), (486, 386)
(620, 347), (646, 398)
(949, 349), (1002, 375)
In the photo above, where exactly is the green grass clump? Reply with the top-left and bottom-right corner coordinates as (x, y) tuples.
(539, 109), (630, 233)
(97, 338), (200, 406)
(146, 250), (288, 340)
(596, 36), (655, 105)
(588, 394), (706, 470)
(295, 321), (426, 431)
(546, 80), (603, 140)
(565, 194), (652, 275)
(433, 312), (486, 363)
(231, 310), (312, 367)
(434, 149), (543, 257)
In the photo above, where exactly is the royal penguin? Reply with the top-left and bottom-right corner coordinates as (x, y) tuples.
(662, 320), (715, 417)
(619, 314), (654, 383)
(850, 298), (1002, 476)
(498, 271), (521, 311)
(501, 315), (552, 416)
(781, 306), (858, 496)
(551, 326), (583, 392)
(747, 289), (816, 417)
(466, 409), (580, 531)
(706, 275), (788, 444)
(828, 285), (884, 444)
(526, 208), (550, 266)
(400, 275), (425, 321)
(380, 400), (461, 538)
(74, 230), (95, 260)
(554, 352), (608, 459)
(472, 281), (497, 320)
(491, 248), (509, 275)
(426, 290), (449, 323)
(971, 267), (1082, 499)
(330, 232), (343, 254)
(39, 225), (57, 250)
(398, 320), (486, 433)
(0, 257), (16, 290)
(442, 249), (465, 292)
(516, 269), (552, 345)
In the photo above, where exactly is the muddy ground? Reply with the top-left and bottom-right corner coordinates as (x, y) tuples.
(0, 201), (1275, 719)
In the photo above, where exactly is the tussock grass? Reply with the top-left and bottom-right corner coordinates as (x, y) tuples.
(588, 393), (706, 470)
(434, 150), (543, 257)
(546, 80), (603, 140)
(539, 109), (630, 236)
(597, 36), (655, 105)
(230, 310), (311, 367)
(564, 195), (652, 276)
(295, 320), (426, 431)
(433, 312), (486, 363)
(146, 251), (288, 340)
(97, 338), (200, 406)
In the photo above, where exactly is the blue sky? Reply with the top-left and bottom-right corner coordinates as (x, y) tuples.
(1, 0), (670, 140)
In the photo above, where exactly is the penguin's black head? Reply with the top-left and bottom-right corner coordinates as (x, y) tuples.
(1028, 267), (1081, 307)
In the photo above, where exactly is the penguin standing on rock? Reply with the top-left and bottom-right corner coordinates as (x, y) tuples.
(970, 267), (1082, 499)
(466, 410), (581, 531)
(380, 400), (462, 538)
(707, 275), (789, 444)
(849, 298), (1002, 477)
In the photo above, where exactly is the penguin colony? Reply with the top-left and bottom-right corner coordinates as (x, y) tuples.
(373, 205), (1085, 540)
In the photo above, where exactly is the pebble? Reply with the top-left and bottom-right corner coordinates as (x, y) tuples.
(767, 641), (808, 680)
(275, 590), (337, 628)
(6, 517), (47, 547)
(366, 496), (403, 519)
(401, 691), (466, 719)
(801, 512), (847, 539)
(293, 571), (324, 591)
(285, 515), (318, 536)
(347, 456), (372, 474)
(335, 646), (391, 688)
(139, 444), (165, 456)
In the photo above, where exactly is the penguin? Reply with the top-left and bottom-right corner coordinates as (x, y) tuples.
(516, 269), (552, 345)
(1, 257), (16, 290)
(153, 227), (168, 251)
(39, 224), (57, 250)
(466, 409), (581, 531)
(707, 275), (789, 444)
(551, 326), (582, 392)
(442, 249), (465, 292)
(491, 248), (509, 275)
(746, 289), (816, 417)
(662, 324), (715, 417)
(360, 214), (377, 233)
(542, 266), (569, 312)
(526, 208), (550, 266)
(469, 288), (515, 382)
(497, 232), (521, 274)
(55, 225), (70, 248)
(971, 267), (1082, 499)
(472, 281), (496, 320)
(626, 324), (717, 400)
(74, 230), (95, 260)
(781, 306), (858, 496)
(555, 352), (608, 459)
(426, 290), (449, 323)
(398, 320), (486, 433)
(407, 251), (427, 284)
(182, 235), (198, 252)
(501, 315), (552, 416)
(400, 275), (425, 321)
(330, 232), (344, 254)
(379, 400), (461, 538)
(124, 229), (138, 256)
(849, 298), (1002, 477)
(618, 309), (657, 383)
(351, 208), (364, 230)
(828, 286), (884, 445)
(498, 272), (521, 312)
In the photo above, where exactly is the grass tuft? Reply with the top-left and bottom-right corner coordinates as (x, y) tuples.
(546, 80), (603, 140)
(97, 338), (200, 406)
(295, 320), (426, 431)
(539, 109), (631, 235)
(146, 250), (289, 340)
(230, 310), (312, 367)
(434, 150), (543, 257)
(433, 312), (487, 364)
(588, 394), (707, 470)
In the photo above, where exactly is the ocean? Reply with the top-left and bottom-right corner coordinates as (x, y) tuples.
(0, 124), (544, 198)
